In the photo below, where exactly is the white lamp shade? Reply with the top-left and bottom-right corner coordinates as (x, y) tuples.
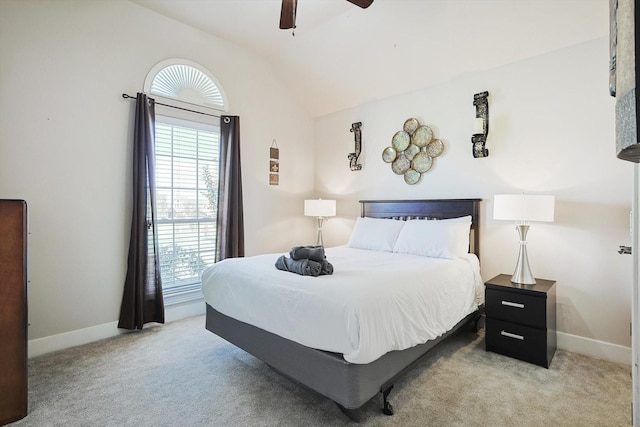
(304, 199), (336, 217)
(493, 194), (555, 222)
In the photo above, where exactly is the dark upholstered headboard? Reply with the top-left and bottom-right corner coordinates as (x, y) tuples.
(359, 199), (481, 259)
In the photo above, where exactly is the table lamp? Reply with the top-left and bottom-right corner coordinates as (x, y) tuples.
(304, 199), (336, 246)
(493, 194), (555, 284)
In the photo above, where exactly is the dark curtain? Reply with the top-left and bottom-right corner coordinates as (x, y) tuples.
(217, 116), (245, 260)
(118, 93), (164, 330)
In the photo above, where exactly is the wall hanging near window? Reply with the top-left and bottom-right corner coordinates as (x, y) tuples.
(348, 122), (363, 171)
(382, 118), (444, 185)
(270, 139), (279, 186)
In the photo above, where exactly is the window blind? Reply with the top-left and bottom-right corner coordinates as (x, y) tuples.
(154, 120), (219, 297)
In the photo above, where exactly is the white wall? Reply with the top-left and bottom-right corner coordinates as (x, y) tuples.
(0, 0), (315, 342)
(315, 38), (634, 360)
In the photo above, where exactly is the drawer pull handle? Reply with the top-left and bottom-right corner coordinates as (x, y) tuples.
(501, 300), (525, 309)
(501, 330), (525, 340)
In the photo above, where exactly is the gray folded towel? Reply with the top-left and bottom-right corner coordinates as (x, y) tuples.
(275, 255), (322, 277)
(289, 245), (325, 262)
(321, 259), (333, 275)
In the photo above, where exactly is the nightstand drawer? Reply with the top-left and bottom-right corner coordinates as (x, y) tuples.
(485, 288), (546, 329)
(485, 318), (549, 367)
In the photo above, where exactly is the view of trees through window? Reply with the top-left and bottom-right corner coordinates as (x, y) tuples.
(153, 119), (219, 296)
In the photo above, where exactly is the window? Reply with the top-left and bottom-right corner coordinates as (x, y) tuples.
(144, 59), (228, 304)
(154, 117), (219, 302)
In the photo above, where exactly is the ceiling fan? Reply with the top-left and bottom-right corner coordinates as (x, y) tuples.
(279, 0), (374, 30)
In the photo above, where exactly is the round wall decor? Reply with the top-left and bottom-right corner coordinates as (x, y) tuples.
(382, 118), (444, 185)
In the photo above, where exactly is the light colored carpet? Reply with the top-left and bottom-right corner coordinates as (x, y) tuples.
(9, 315), (631, 426)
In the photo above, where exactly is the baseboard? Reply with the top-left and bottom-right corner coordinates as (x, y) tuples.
(28, 299), (206, 358)
(164, 297), (206, 323)
(557, 331), (631, 366)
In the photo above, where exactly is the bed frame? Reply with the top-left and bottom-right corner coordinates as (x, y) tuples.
(205, 199), (483, 418)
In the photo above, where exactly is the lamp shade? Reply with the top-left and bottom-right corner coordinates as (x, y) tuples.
(493, 194), (555, 222)
(304, 199), (336, 218)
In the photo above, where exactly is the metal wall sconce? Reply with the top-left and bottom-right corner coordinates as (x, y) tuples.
(348, 122), (363, 171)
(472, 91), (489, 158)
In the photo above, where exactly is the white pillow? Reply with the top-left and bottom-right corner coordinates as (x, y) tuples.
(347, 217), (406, 252)
(439, 215), (472, 223)
(393, 217), (471, 259)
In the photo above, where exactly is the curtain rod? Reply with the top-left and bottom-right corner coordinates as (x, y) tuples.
(122, 93), (221, 118)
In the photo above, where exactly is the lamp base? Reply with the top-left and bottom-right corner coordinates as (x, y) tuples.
(511, 224), (537, 285)
(315, 217), (324, 246)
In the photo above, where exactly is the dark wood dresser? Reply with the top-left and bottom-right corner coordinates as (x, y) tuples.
(0, 200), (28, 425)
(485, 274), (556, 368)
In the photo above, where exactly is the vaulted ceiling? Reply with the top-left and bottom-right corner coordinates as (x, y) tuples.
(130, 0), (609, 118)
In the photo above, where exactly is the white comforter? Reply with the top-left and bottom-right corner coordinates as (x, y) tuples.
(201, 246), (483, 364)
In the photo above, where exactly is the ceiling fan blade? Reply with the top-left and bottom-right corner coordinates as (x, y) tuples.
(346, 0), (373, 8)
(280, 0), (297, 29)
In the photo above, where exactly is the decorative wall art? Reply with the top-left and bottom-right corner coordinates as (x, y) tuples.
(269, 139), (279, 186)
(348, 122), (363, 171)
(610, 0), (617, 97)
(609, 0), (640, 161)
(471, 91), (490, 158)
(382, 118), (444, 185)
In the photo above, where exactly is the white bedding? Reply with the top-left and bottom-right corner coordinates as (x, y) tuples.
(201, 246), (483, 364)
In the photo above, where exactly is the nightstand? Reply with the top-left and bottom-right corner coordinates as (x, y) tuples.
(485, 274), (556, 368)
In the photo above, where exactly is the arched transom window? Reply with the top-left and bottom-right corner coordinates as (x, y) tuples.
(144, 59), (228, 113)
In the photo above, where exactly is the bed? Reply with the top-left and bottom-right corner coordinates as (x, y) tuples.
(203, 199), (483, 417)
